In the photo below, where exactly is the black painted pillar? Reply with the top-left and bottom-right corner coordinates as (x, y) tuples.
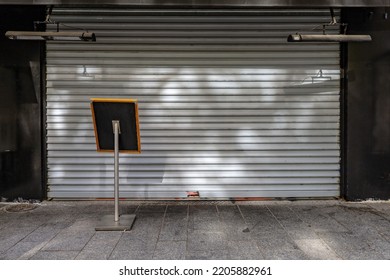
(343, 8), (390, 200)
(0, 6), (45, 200)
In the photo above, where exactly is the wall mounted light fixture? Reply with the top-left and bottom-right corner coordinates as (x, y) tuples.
(5, 6), (96, 42)
(287, 34), (372, 42)
(5, 31), (96, 41)
(287, 8), (372, 43)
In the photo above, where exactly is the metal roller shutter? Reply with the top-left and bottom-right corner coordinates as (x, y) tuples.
(46, 8), (340, 199)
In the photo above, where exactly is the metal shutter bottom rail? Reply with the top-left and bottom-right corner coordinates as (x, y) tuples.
(46, 8), (340, 199)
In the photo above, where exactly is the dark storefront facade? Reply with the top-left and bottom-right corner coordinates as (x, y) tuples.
(0, 1), (389, 201)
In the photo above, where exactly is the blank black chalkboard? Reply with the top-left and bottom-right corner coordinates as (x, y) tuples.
(90, 98), (141, 153)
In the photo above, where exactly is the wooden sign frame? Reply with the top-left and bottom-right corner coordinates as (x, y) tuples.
(90, 98), (141, 154)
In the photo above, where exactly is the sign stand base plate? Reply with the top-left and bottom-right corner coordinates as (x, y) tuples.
(95, 214), (136, 231)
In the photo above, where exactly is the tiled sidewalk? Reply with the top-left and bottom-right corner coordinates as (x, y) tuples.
(0, 200), (389, 260)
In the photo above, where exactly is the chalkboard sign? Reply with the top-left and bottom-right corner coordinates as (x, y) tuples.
(90, 98), (141, 153)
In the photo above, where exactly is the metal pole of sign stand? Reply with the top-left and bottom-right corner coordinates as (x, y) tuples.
(114, 120), (120, 222)
(95, 120), (136, 231)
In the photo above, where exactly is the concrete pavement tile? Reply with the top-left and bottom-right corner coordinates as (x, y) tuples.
(76, 231), (122, 260)
(188, 218), (223, 231)
(159, 214), (188, 241)
(41, 214), (75, 229)
(42, 231), (95, 251)
(187, 230), (228, 252)
(119, 205), (138, 215)
(238, 205), (283, 233)
(294, 239), (340, 259)
(81, 202), (137, 215)
(266, 204), (297, 220)
(267, 205), (309, 231)
(126, 212), (165, 241)
(194, 206), (248, 240)
(188, 205), (223, 231)
(261, 248), (309, 260)
(227, 240), (264, 259)
(366, 202), (390, 216)
(0, 228), (37, 254)
(153, 241), (186, 260)
(238, 205), (272, 222)
(218, 206), (252, 241)
(217, 205), (243, 219)
(186, 250), (230, 260)
(0, 241), (46, 260)
(132, 212), (165, 229)
(221, 223), (253, 241)
(318, 231), (385, 259)
(0, 213), (44, 228)
(332, 205), (390, 236)
(109, 248), (154, 260)
(189, 205), (219, 221)
(41, 220), (96, 251)
(190, 205), (218, 214)
(285, 228), (323, 240)
(166, 205), (188, 214)
(115, 233), (158, 252)
(290, 206), (350, 233)
(268, 207), (323, 240)
(30, 250), (79, 260)
(254, 231), (298, 252)
(217, 205), (248, 227)
(22, 224), (68, 243)
(137, 205), (167, 213)
(0, 214), (19, 229)
(353, 228), (390, 259)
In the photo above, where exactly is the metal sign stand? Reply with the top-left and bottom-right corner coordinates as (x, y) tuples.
(95, 120), (136, 231)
